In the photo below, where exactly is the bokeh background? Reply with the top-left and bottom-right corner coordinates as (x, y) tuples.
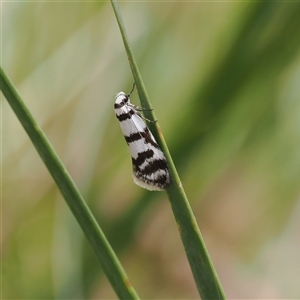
(2, 1), (300, 299)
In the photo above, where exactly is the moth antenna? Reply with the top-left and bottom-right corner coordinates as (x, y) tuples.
(127, 82), (136, 97)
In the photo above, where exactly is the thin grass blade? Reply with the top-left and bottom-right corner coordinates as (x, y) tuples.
(110, 1), (226, 298)
(0, 66), (140, 300)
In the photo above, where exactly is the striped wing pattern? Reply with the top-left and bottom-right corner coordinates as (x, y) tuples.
(114, 92), (170, 191)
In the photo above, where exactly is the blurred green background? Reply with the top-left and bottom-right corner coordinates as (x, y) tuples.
(2, 2), (300, 299)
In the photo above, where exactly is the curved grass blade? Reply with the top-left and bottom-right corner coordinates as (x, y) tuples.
(110, 1), (226, 299)
(0, 66), (140, 300)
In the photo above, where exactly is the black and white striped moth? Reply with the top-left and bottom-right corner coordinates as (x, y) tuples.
(114, 87), (171, 191)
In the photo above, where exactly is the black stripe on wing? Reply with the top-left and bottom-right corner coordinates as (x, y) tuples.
(124, 128), (159, 149)
(116, 109), (135, 121)
(132, 150), (169, 176)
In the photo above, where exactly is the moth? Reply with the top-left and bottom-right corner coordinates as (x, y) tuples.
(114, 86), (170, 191)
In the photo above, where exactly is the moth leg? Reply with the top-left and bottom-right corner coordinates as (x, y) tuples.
(135, 111), (157, 123)
(128, 102), (153, 112)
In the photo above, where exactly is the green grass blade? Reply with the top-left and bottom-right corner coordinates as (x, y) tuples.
(110, 1), (226, 299)
(0, 66), (140, 300)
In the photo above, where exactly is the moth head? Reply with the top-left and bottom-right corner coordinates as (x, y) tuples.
(115, 92), (129, 108)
